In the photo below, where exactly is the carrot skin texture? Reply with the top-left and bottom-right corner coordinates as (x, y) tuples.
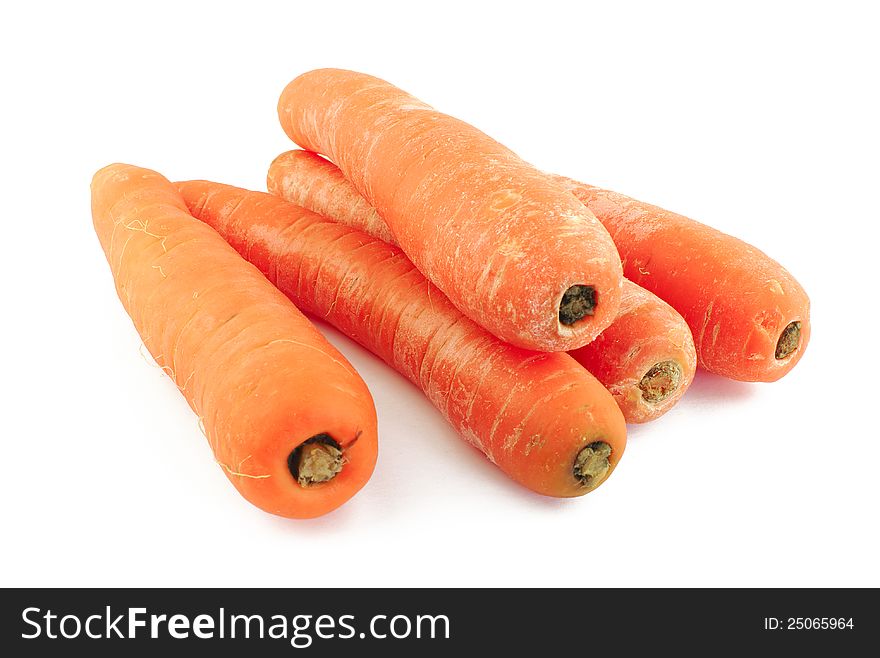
(569, 280), (696, 423)
(269, 150), (398, 246)
(277, 69), (623, 352)
(269, 150), (696, 423)
(179, 181), (627, 497)
(268, 151), (404, 248)
(91, 164), (377, 519)
(555, 177), (811, 382)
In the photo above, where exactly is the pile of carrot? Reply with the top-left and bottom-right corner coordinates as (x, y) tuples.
(92, 69), (810, 518)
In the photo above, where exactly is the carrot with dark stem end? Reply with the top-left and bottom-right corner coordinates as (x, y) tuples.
(277, 68), (623, 352)
(91, 164), (377, 519)
(553, 176), (810, 382)
(269, 150), (697, 423)
(569, 280), (696, 422)
(179, 180), (627, 497)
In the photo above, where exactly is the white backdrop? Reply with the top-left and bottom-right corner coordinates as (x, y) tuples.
(2, 0), (878, 587)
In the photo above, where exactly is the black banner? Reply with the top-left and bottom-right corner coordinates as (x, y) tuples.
(1, 588), (874, 654)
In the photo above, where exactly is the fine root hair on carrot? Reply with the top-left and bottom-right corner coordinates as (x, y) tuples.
(288, 434), (344, 487)
(775, 321), (801, 360)
(638, 360), (683, 404)
(573, 441), (612, 491)
(559, 285), (597, 325)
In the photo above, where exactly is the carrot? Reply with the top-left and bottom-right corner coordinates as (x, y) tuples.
(554, 176), (811, 382)
(91, 164), (377, 519)
(178, 180), (627, 497)
(268, 149), (398, 246)
(277, 68), (623, 352)
(268, 150), (697, 423)
(569, 281), (696, 422)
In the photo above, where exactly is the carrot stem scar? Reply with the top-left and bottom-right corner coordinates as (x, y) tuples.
(775, 321), (801, 360)
(559, 285), (597, 325)
(639, 360), (683, 403)
(573, 442), (612, 491)
(288, 434), (344, 487)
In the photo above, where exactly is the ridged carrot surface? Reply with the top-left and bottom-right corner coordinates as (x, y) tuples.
(91, 164), (377, 519)
(268, 149), (696, 423)
(277, 69), (623, 352)
(179, 180), (627, 497)
(555, 176), (810, 382)
(269, 149), (398, 246)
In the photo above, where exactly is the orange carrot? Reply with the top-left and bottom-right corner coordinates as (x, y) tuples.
(91, 164), (377, 519)
(277, 69), (623, 352)
(268, 150), (697, 423)
(569, 281), (696, 422)
(553, 176), (810, 382)
(178, 180), (627, 497)
(269, 149), (398, 246)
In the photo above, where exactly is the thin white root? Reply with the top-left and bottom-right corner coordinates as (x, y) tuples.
(124, 218), (168, 252)
(137, 344), (175, 380)
(217, 455), (272, 480)
(179, 370), (196, 393)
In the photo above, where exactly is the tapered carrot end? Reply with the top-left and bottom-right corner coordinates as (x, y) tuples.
(573, 442), (612, 492)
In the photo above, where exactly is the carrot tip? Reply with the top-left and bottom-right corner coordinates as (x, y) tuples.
(288, 434), (344, 487)
(559, 285), (597, 325)
(775, 321), (802, 360)
(573, 441), (612, 491)
(639, 360), (683, 403)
